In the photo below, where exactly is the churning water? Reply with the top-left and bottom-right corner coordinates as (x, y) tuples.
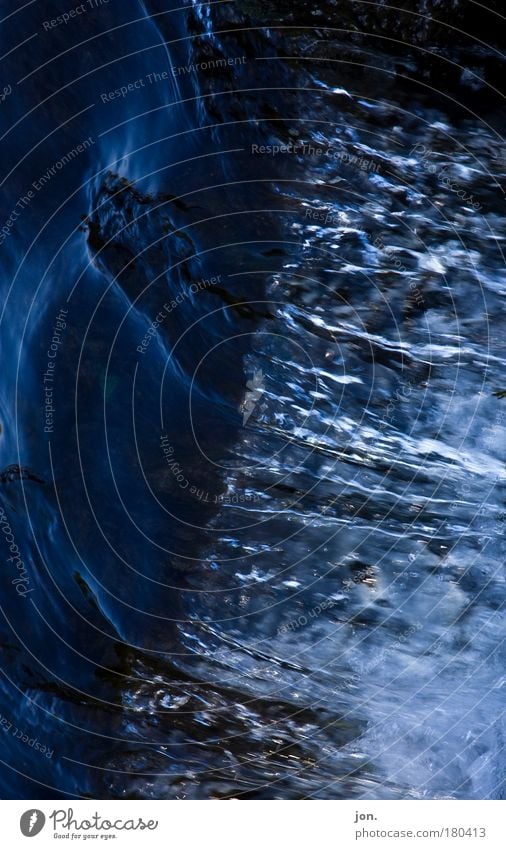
(0, 0), (504, 799)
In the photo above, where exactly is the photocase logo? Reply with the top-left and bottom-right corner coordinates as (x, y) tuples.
(20, 810), (46, 837)
(240, 369), (265, 424)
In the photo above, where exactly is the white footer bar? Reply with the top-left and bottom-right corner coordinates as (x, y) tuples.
(3, 800), (502, 848)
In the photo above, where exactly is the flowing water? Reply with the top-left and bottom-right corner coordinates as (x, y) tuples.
(0, 0), (504, 799)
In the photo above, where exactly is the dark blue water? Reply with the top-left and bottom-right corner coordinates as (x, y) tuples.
(0, 0), (504, 799)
